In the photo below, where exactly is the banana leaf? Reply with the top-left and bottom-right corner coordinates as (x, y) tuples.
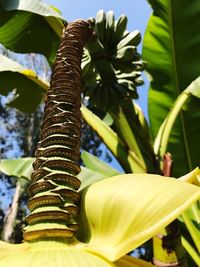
(0, 54), (48, 112)
(81, 150), (121, 177)
(143, 0), (200, 177)
(0, 158), (34, 180)
(0, 0), (64, 64)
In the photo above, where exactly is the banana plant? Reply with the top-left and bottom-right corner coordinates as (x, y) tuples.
(0, 21), (200, 267)
(0, 1), (200, 266)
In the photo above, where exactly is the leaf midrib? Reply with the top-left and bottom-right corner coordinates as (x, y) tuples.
(168, 0), (192, 171)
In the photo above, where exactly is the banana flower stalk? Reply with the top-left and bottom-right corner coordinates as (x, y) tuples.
(0, 20), (200, 267)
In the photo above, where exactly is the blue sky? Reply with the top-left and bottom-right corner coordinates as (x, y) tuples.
(45, 0), (152, 117)
(45, 0), (151, 35)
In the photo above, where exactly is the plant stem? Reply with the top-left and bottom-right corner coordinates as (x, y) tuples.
(181, 212), (200, 254)
(153, 154), (188, 267)
(153, 221), (188, 267)
(154, 91), (189, 169)
(181, 236), (200, 266)
(81, 105), (146, 173)
(23, 20), (94, 242)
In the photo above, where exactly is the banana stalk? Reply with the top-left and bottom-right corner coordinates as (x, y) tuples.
(153, 154), (188, 267)
(23, 20), (94, 241)
(112, 100), (160, 174)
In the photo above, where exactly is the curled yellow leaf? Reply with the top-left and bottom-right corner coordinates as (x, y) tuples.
(81, 173), (200, 261)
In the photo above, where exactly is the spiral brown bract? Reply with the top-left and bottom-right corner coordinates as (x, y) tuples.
(23, 20), (93, 241)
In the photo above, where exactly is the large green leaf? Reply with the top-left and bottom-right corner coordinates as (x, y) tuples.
(0, 54), (48, 112)
(0, 158), (34, 179)
(0, 0), (64, 64)
(78, 167), (106, 191)
(81, 150), (121, 177)
(2, 0), (63, 18)
(143, 0), (200, 177)
(78, 151), (121, 191)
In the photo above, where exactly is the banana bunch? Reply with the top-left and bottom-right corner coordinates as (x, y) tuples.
(81, 10), (144, 113)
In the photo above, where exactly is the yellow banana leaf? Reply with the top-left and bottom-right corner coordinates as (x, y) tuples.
(179, 167), (200, 186)
(0, 241), (114, 267)
(0, 241), (153, 267)
(0, 241), (29, 260)
(80, 173), (200, 261)
(115, 255), (154, 267)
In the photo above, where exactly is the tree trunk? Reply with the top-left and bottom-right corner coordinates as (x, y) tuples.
(2, 181), (21, 242)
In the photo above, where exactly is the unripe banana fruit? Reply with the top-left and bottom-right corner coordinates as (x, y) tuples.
(82, 10), (144, 113)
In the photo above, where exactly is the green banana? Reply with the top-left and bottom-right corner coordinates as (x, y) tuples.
(114, 81), (138, 99)
(105, 10), (115, 42)
(131, 60), (144, 71)
(102, 85), (110, 111)
(116, 71), (142, 81)
(112, 82), (128, 98)
(91, 83), (103, 108)
(81, 49), (97, 84)
(118, 78), (135, 89)
(116, 45), (136, 61)
(82, 63), (97, 84)
(113, 15), (128, 45)
(83, 10), (144, 111)
(118, 74), (143, 88)
(86, 83), (110, 111)
(84, 84), (96, 98)
(117, 31), (141, 50)
(82, 48), (89, 61)
(135, 77), (144, 86)
(95, 10), (106, 44)
(132, 54), (142, 63)
(95, 59), (116, 84)
(109, 85), (122, 113)
(81, 58), (91, 77)
(134, 102), (151, 141)
(112, 60), (135, 73)
(85, 39), (104, 56)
